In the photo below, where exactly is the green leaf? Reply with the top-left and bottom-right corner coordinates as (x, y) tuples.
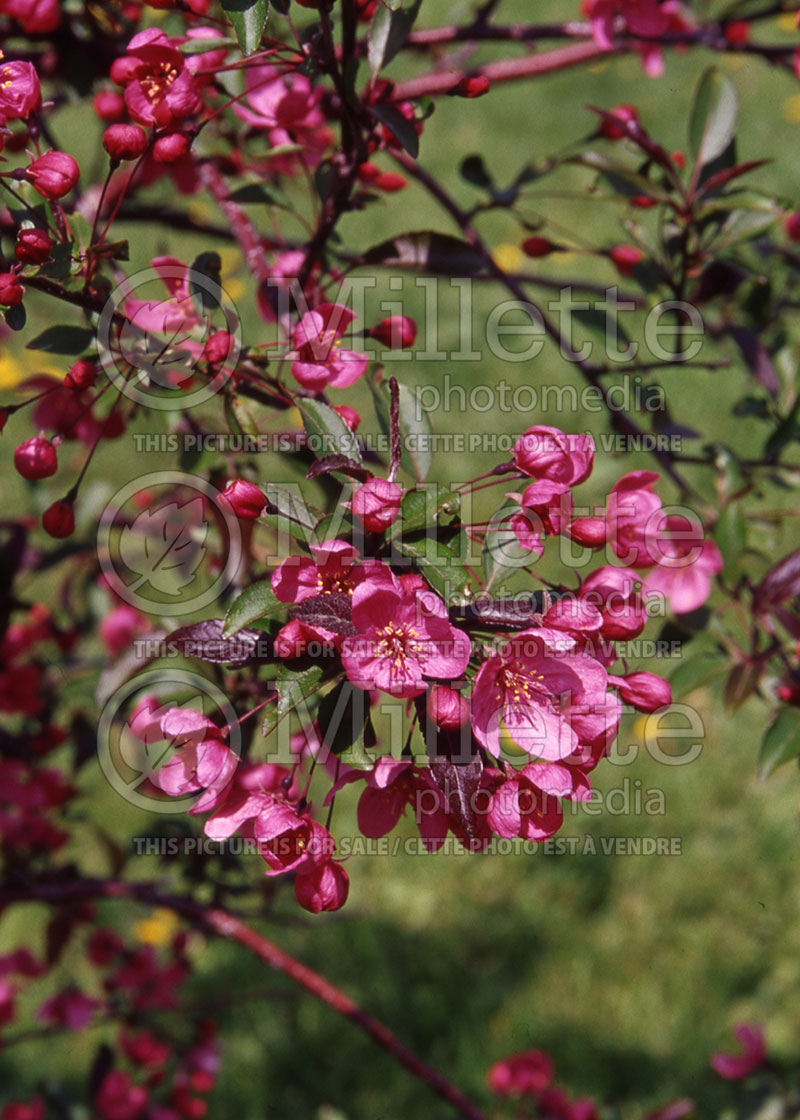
(222, 582), (285, 638)
(223, 393), (260, 438)
(394, 535), (472, 601)
(367, 0), (422, 78)
(689, 68), (739, 169)
(370, 377), (431, 482)
(482, 502), (530, 588)
(713, 503), (745, 581)
(398, 486), (460, 535)
(297, 397), (362, 463)
(711, 205), (778, 249)
(668, 649), (728, 698)
(370, 104), (419, 158)
(222, 0), (268, 55)
(764, 396), (800, 460)
(573, 307), (631, 346)
(260, 482), (321, 544)
(574, 152), (668, 202)
(262, 662), (330, 738)
(4, 304), (26, 332)
(460, 154), (494, 190)
(758, 707), (800, 780)
(312, 509), (356, 546)
(227, 183), (293, 208)
(362, 230), (486, 275)
(723, 661), (761, 711)
(179, 36), (236, 55)
(26, 325), (95, 355)
(189, 250), (222, 316)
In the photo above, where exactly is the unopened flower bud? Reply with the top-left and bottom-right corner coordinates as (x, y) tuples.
(0, 272), (25, 306)
(152, 133), (192, 163)
(64, 359), (98, 390)
(274, 619), (309, 660)
(42, 499), (75, 539)
(450, 75), (491, 98)
(15, 227), (53, 265)
(427, 683), (469, 730)
(784, 211), (800, 242)
(103, 123), (148, 161)
(15, 436), (58, 480)
(611, 671), (672, 712)
(203, 330), (232, 366)
(521, 236), (560, 259)
(220, 478), (265, 520)
(25, 151), (80, 199)
(567, 516), (607, 547)
(370, 316), (417, 349)
(93, 90), (126, 121)
(373, 171), (407, 192)
(600, 104), (638, 140)
(609, 245), (644, 277)
(351, 478), (403, 533)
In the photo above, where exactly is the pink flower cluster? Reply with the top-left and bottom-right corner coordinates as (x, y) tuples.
(509, 428), (722, 615)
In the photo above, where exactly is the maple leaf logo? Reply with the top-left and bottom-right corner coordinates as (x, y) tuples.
(118, 314), (198, 390)
(117, 693), (207, 791)
(118, 497), (208, 597)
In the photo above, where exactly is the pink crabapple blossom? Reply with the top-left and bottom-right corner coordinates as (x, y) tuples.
(340, 583), (471, 698)
(710, 1022), (766, 1080)
(512, 426), (595, 502)
(288, 303), (370, 392)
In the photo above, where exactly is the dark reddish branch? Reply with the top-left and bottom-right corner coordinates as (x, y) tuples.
(0, 878), (491, 1120)
(405, 21), (593, 47)
(390, 40), (614, 101)
(391, 28), (796, 102)
(198, 160), (273, 287)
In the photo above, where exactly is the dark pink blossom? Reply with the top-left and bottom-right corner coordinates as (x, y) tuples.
(120, 30), (201, 129)
(154, 708), (237, 809)
(99, 604), (149, 656)
(341, 584), (471, 698)
(288, 304), (369, 392)
(0, 0), (58, 33)
(0, 60), (40, 122)
(584, 0), (671, 76)
(471, 628), (618, 763)
(710, 1022), (766, 1080)
(271, 540), (396, 634)
(36, 987), (100, 1030)
(94, 1070), (148, 1120)
(234, 65), (330, 165)
(294, 859), (350, 913)
(640, 513), (722, 614)
(606, 470), (662, 567)
(486, 1048), (554, 1096)
(512, 426), (594, 502)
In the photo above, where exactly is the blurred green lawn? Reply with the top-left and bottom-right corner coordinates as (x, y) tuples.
(3, 1), (800, 1116)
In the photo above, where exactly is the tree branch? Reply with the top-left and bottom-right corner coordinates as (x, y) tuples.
(0, 877), (491, 1120)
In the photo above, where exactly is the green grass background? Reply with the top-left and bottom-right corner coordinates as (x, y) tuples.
(2, 1), (800, 1116)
